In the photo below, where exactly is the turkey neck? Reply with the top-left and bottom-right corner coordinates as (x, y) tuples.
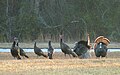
(60, 38), (63, 48)
(12, 41), (16, 47)
(34, 42), (37, 48)
(49, 41), (52, 47)
(16, 42), (19, 47)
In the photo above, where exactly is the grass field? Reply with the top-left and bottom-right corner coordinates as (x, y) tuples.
(0, 52), (120, 75)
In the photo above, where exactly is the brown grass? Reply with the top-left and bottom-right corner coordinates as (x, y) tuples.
(0, 52), (120, 75)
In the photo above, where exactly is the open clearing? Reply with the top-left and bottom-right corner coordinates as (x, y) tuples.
(0, 52), (120, 75)
(0, 43), (120, 48)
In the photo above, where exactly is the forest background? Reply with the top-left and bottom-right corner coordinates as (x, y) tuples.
(0, 0), (120, 43)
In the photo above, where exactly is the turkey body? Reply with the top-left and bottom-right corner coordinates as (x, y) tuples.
(48, 41), (54, 59)
(11, 41), (21, 59)
(16, 42), (29, 58)
(60, 39), (77, 58)
(34, 42), (47, 58)
(74, 40), (91, 58)
(94, 42), (108, 57)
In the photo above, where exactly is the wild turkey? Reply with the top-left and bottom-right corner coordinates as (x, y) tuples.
(73, 40), (91, 58)
(11, 41), (21, 60)
(60, 34), (77, 58)
(16, 42), (29, 58)
(94, 42), (108, 58)
(34, 42), (47, 58)
(94, 36), (110, 58)
(48, 41), (54, 59)
(73, 34), (91, 59)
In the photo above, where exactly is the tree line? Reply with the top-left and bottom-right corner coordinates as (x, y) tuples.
(0, 0), (120, 42)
